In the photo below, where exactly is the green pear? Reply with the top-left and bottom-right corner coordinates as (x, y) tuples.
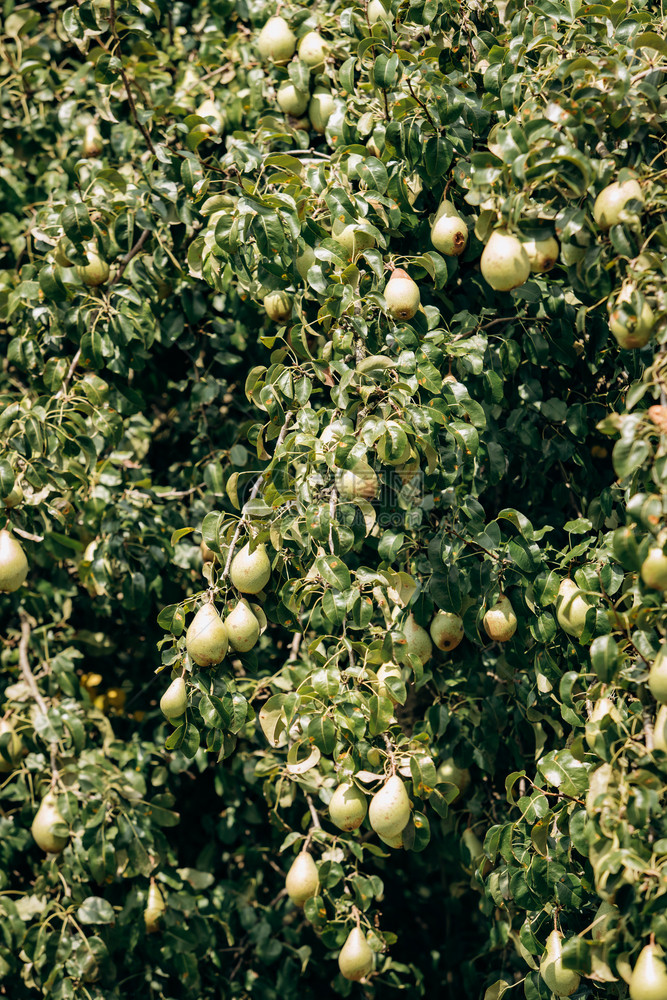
(336, 466), (379, 501)
(641, 547), (667, 589)
(609, 283), (654, 348)
(200, 539), (216, 562)
(483, 595), (517, 642)
(629, 944), (667, 1000)
(649, 645), (667, 704)
(185, 604), (228, 666)
(338, 927), (374, 981)
(257, 16), (296, 63)
(480, 231), (530, 291)
(403, 614), (433, 665)
(31, 791), (68, 854)
(83, 122), (103, 157)
(0, 529), (28, 592)
(76, 248), (110, 286)
(308, 87), (336, 134)
(436, 759), (470, 800)
(225, 599), (260, 652)
(374, 662), (402, 703)
(384, 268), (420, 320)
(230, 542), (271, 594)
(585, 762), (614, 814)
(430, 611), (464, 652)
(53, 240), (73, 267)
(296, 243), (316, 279)
(250, 603), (268, 635)
(378, 828), (404, 848)
(285, 851), (318, 906)
(3, 481), (23, 508)
(523, 235), (559, 273)
(431, 199), (468, 256)
(298, 30), (328, 71)
(654, 704), (667, 753)
(0, 719), (22, 773)
(540, 930), (580, 996)
(144, 881), (166, 933)
(593, 178), (643, 229)
(332, 220), (375, 254)
(369, 775), (410, 839)
(368, 0), (389, 22)
(264, 290), (292, 323)
(329, 781), (368, 831)
(556, 578), (590, 638)
(277, 80), (309, 116)
(160, 677), (187, 722)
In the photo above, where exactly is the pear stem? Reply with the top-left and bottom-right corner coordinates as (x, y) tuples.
(382, 734), (396, 776)
(651, 932), (655, 946)
(352, 904), (361, 928)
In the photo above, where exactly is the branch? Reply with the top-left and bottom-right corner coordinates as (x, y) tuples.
(406, 76), (438, 132)
(109, 0), (156, 155)
(305, 793), (322, 829)
(18, 614), (48, 716)
(55, 348), (81, 400)
(111, 228), (151, 285)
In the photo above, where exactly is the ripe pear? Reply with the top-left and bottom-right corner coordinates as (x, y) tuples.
(76, 248), (110, 287)
(430, 611), (464, 652)
(556, 578), (590, 638)
(431, 200), (468, 256)
(374, 662), (402, 702)
(225, 599), (260, 652)
(641, 547), (667, 589)
(83, 122), (103, 157)
(483, 596), (517, 642)
(264, 290), (292, 323)
(403, 614), (433, 665)
(257, 16), (296, 63)
(540, 930), (581, 996)
(629, 944), (667, 1000)
(3, 481), (23, 507)
(523, 235), (559, 273)
(309, 86), (335, 133)
(654, 704), (667, 753)
(0, 529), (28, 592)
(436, 758), (470, 800)
(368, 0), (389, 22)
(144, 881), (166, 933)
(369, 775), (410, 839)
(649, 645), (667, 704)
(480, 231), (530, 291)
(285, 851), (318, 906)
(200, 539), (215, 562)
(609, 283), (654, 349)
(185, 604), (228, 667)
(338, 927), (374, 981)
(593, 177), (643, 229)
(329, 781), (368, 831)
(378, 828), (404, 848)
(0, 719), (22, 773)
(230, 542), (271, 594)
(160, 677), (187, 722)
(384, 269), (420, 320)
(31, 792), (68, 854)
(332, 220), (376, 254)
(336, 466), (379, 501)
(298, 31), (328, 70)
(277, 80), (309, 116)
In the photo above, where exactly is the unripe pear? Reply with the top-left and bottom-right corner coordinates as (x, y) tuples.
(285, 851), (318, 906)
(593, 178), (643, 229)
(480, 231), (530, 291)
(308, 86), (335, 133)
(369, 775), (410, 839)
(430, 611), (464, 651)
(336, 466), (379, 501)
(556, 578), (590, 638)
(230, 542), (271, 594)
(374, 662), (402, 702)
(0, 719), (22, 773)
(338, 927), (374, 981)
(257, 16), (296, 63)
(195, 98), (222, 136)
(298, 31), (328, 71)
(378, 828), (404, 848)
(76, 249), (110, 287)
(403, 614), (432, 665)
(540, 930), (581, 996)
(483, 596), (517, 642)
(629, 944), (667, 1000)
(225, 599), (260, 652)
(31, 792), (68, 854)
(436, 759), (470, 800)
(160, 677), (187, 722)
(83, 122), (103, 157)
(654, 704), (667, 753)
(641, 547), (667, 589)
(200, 539), (216, 562)
(186, 604), (228, 666)
(431, 200), (468, 256)
(368, 0), (389, 22)
(53, 240), (73, 267)
(277, 80), (309, 116)
(332, 220), (376, 254)
(0, 529), (28, 592)
(609, 283), (654, 349)
(144, 881), (166, 933)
(649, 644), (667, 704)
(3, 481), (23, 507)
(384, 269), (420, 320)
(329, 781), (368, 831)
(296, 243), (316, 279)
(523, 235), (559, 273)
(264, 290), (292, 323)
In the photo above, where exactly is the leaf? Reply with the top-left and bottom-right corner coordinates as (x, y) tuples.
(590, 635), (619, 683)
(307, 715), (336, 755)
(258, 694), (287, 747)
(77, 897), (115, 925)
(286, 742), (321, 774)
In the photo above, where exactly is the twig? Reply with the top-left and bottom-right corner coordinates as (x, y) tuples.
(305, 793), (322, 829)
(18, 614), (59, 780)
(111, 228), (151, 285)
(13, 527), (44, 543)
(405, 76), (438, 132)
(328, 487), (337, 555)
(382, 734), (396, 775)
(109, 0), (156, 155)
(288, 632), (302, 661)
(55, 348), (82, 400)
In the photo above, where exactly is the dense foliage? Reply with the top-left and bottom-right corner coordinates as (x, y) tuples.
(1, 0), (667, 997)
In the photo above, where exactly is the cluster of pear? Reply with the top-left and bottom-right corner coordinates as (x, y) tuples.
(257, 16), (334, 134)
(51, 238), (110, 287)
(398, 610), (465, 666)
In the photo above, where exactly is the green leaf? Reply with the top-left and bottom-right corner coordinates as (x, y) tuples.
(77, 897), (115, 925)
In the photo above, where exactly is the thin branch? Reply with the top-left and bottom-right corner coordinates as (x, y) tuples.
(405, 76), (438, 132)
(305, 793), (322, 829)
(55, 348), (81, 400)
(111, 228), (151, 285)
(18, 614), (48, 716)
(109, 0), (156, 155)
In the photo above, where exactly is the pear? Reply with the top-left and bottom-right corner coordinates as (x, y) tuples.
(483, 596), (517, 642)
(378, 828), (404, 848)
(160, 677), (187, 722)
(309, 87), (335, 133)
(195, 98), (223, 136)
(185, 604), (228, 667)
(200, 539), (216, 562)
(369, 775), (410, 839)
(230, 542), (271, 594)
(250, 603), (268, 635)
(0, 719), (22, 773)
(225, 599), (260, 652)
(285, 851), (318, 906)
(462, 827), (485, 864)
(641, 547), (667, 589)
(0, 530), (28, 592)
(54, 239), (73, 267)
(374, 662), (402, 702)
(649, 644), (667, 704)
(609, 283), (654, 349)
(336, 466), (379, 501)
(3, 481), (23, 508)
(277, 80), (309, 116)
(257, 16), (296, 63)
(368, 0), (389, 22)
(298, 31), (328, 71)
(264, 290), (292, 323)
(31, 791), (68, 854)
(296, 243), (316, 279)
(540, 930), (581, 996)
(83, 122), (103, 157)
(523, 235), (559, 273)
(556, 578), (590, 638)
(431, 200), (468, 256)
(384, 269), (420, 320)
(76, 248), (110, 287)
(338, 927), (374, 981)
(144, 881), (166, 933)
(436, 759), (470, 800)
(430, 611), (464, 652)
(480, 231), (530, 291)
(654, 704), (667, 753)
(629, 944), (667, 1000)
(329, 781), (368, 831)
(403, 614), (433, 665)
(593, 178), (643, 229)
(585, 698), (620, 751)
(332, 220), (376, 254)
